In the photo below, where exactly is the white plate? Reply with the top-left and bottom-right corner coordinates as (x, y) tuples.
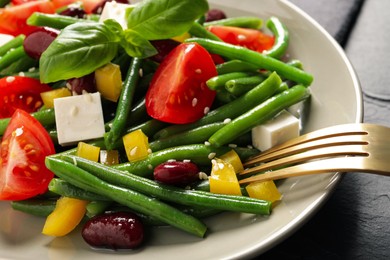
(0, 0), (363, 259)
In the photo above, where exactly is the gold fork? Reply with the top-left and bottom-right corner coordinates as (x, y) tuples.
(239, 123), (390, 184)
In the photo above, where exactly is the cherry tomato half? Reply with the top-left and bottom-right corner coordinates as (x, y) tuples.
(0, 0), (56, 36)
(207, 25), (275, 53)
(0, 76), (52, 119)
(145, 43), (217, 124)
(0, 109), (55, 200)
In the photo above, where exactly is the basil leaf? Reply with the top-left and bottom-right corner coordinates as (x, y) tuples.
(121, 29), (157, 58)
(39, 22), (120, 83)
(104, 19), (157, 58)
(127, 0), (209, 40)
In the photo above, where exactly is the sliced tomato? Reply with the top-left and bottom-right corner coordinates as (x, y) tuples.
(0, 0), (56, 36)
(145, 43), (217, 124)
(0, 109), (55, 201)
(52, 0), (103, 14)
(0, 76), (52, 119)
(207, 25), (275, 53)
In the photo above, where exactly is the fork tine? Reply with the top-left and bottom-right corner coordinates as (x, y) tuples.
(240, 144), (368, 176)
(244, 134), (368, 166)
(254, 123), (368, 159)
(239, 156), (390, 184)
(239, 123), (390, 184)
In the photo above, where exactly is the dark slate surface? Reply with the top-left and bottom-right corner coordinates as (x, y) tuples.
(260, 0), (390, 259)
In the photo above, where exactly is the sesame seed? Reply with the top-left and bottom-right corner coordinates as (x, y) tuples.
(83, 93), (93, 102)
(208, 153), (216, 159)
(228, 144), (237, 148)
(218, 163), (225, 169)
(6, 76), (15, 83)
(183, 159), (191, 163)
(223, 118), (231, 124)
(139, 68), (143, 77)
(247, 145), (254, 149)
(14, 127), (23, 137)
(66, 82), (72, 89)
(237, 34), (247, 41)
(72, 157), (77, 165)
(195, 68), (202, 74)
(130, 147), (138, 156)
(148, 164), (153, 170)
(192, 98), (198, 107)
(204, 141), (211, 146)
(204, 107), (210, 114)
(70, 106), (79, 116)
(18, 72), (25, 77)
(167, 159), (176, 162)
(147, 148), (152, 154)
(198, 172), (208, 180)
(28, 67), (36, 72)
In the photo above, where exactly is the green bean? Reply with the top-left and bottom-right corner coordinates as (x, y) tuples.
(154, 72), (281, 139)
(149, 122), (225, 152)
(263, 16), (289, 59)
(189, 22), (221, 41)
(204, 16), (263, 29)
(48, 178), (111, 201)
(0, 0), (10, 7)
(0, 35), (25, 57)
(11, 199), (56, 217)
(123, 119), (168, 140)
(86, 201), (112, 218)
(105, 119), (168, 151)
(61, 155), (272, 215)
(112, 144), (232, 177)
(225, 74), (266, 96)
(192, 179), (249, 196)
(287, 59), (304, 70)
(27, 13), (90, 29)
(0, 108), (55, 136)
(45, 156), (207, 237)
(104, 58), (142, 150)
(206, 71), (252, 91)
(185, 38), (313, 86)
(105, 98), (150, 131)
(0, 55), (38, 77)
(215, 88), (236, 104)
(209, 85), (310, 146)
(14, 70), (40, 79)
(216, 60), (259, 74)
(0, 46), (27, 71)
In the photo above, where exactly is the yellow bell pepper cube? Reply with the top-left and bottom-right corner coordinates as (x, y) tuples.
(123, 129), (150, 162)
(172, 32), (191, 42)
(219, 150), (244, 173)
(245, 180), (282, 203)
(42, 197), (88, 237)
(76, 142), (100, 162)
(95, 63), (123, 102)
(209, 158), (242, 196)
(40, 88), (71, 108)
(100, 150), (119, 165)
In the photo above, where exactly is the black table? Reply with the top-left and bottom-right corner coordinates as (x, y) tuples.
(261, 1), (390, 259)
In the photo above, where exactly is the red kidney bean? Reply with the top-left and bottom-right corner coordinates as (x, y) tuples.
(150, 39), (180, 63)
(66, 73), (97, 95)
(153, 161), (200, 186)
(23, 27), (59, 60)
(59, 5), (87, 18)
(82, 212), (144, 250)
(92, 0), (131, 14)
(205, 9), (227, 22)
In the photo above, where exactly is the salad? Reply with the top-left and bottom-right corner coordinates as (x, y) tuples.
(0, 0), (313, 252)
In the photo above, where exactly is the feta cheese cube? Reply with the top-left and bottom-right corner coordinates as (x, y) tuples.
(0, 34), (14, 47)
(252, 110), (300, 151)
(54, 92), (105, 146)
(99, 2), (134, 29)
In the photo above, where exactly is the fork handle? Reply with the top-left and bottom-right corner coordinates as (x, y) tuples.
(239, 157), (390, 184)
